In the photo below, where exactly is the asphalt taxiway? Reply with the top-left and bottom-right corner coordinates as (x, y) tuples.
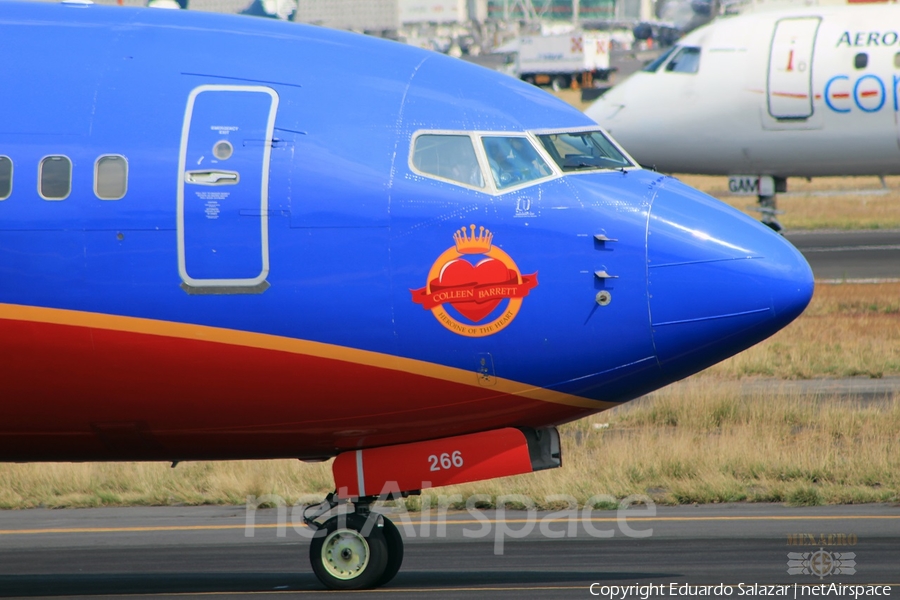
(1, 504), (898, 599)
(784, 229), (900, 282)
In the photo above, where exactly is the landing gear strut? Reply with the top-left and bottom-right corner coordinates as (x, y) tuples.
(757, 193), (783, 232)
(307, 427), (561, 589)
(303, 493), (404, 590)
(755, 176), (787, 233)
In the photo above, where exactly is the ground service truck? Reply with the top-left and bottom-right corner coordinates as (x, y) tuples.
(516, 32), (612, 90)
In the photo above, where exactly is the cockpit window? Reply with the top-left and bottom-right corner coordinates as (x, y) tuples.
(481, 136), (552, 190)
(642, 46), (677, 72)
(412, 134), (484, 188)
(665, 46), (701, 74)
(536, 130), (632, 172)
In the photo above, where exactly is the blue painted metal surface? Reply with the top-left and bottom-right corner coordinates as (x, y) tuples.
(0, 1), (813, 410)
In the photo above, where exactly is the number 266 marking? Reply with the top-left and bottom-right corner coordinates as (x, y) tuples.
(428, 451), (463, 471)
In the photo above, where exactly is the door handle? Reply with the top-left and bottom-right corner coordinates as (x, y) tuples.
(185, 170), (240, 185)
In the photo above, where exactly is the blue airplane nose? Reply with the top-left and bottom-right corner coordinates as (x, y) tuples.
(646, 180), (814, 381)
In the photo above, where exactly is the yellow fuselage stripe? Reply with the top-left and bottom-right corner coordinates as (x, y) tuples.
(0, 302), (607, 410)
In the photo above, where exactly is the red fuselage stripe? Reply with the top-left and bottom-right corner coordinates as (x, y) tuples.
(0, 304), (602, 461)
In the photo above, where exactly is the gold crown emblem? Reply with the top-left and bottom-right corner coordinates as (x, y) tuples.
(453, 224), (493, 254)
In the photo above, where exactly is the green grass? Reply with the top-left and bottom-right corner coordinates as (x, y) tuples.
(1, 381), (897, 510)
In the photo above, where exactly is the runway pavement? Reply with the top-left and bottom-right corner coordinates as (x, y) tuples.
(0, 504), (898, 598)
(784, 229), (900, 282)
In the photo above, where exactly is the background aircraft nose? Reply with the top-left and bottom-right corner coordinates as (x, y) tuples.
(647, 180), (814, 382)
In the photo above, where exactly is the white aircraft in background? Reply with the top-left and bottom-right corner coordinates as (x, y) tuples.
(586, 3), (900, 230)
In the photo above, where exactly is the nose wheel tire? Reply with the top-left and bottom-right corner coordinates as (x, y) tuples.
(310, 513), (388, 590)
(375, 515), (404, 587)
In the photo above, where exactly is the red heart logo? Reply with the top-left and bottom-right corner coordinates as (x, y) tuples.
(437, 258), (511, 323)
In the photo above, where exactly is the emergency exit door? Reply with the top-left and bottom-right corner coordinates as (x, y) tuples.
(177, 85), (278, 293)
(767, 17), (821, 120)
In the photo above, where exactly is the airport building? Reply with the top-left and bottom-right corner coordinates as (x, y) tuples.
(35, 0), (639, 53)
(294, 0), (621, 28)
(487, 0), (616, 21)
(41, 0), (626, 25)
(295, 0), (483, 30)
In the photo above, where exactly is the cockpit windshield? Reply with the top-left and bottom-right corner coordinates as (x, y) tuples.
(482, 136), (553, 190)
(536, 130), (632, 172)
(412, 134), (484, 188)
(664, 46), (701, 74)
(642, 46), (677, 73)
(410, 129), (632, 191)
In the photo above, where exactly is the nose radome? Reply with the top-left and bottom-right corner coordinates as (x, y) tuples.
(647, 179), (814, 381)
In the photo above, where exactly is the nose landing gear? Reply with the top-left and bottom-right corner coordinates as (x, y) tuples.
(749, 176), (787, 233)
(304, 493), (404, 590)
(757, 193), (784, 233)
(310, 512), (388, 589)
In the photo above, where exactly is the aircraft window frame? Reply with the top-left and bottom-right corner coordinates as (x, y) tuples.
(0, 156), (12, 201)
(479, 134), (554, 191)
(664, 46), (701, 74)
(94, 154), (129, 200)
(642, 46), (677, 73)
(38, 155), (72, 201)
(530, 126), (637, 173)
(410, 132), (486, 191)
(409, 130), (561, 195)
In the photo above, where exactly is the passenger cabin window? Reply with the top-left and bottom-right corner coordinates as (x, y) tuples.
(895, 52), (900, 69)
(481, 136), (552, 190)
(412, 134), (484, 188)
(95, 155), (128, 200)
(642, 46), (677, 72)
(665, 47), (701, 74)
(536, 131), (632, 172)
(854, 52), (868, 69)
(0, 156), (11, 200)
(39, 156), (72, 200)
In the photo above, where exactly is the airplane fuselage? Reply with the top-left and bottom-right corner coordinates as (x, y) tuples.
(0, 2), (812, 465)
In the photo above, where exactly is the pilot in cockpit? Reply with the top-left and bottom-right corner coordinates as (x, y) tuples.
(485, 137), (550, 189)
(509, 137), (551, 180)
(485, 139), (520, 188)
